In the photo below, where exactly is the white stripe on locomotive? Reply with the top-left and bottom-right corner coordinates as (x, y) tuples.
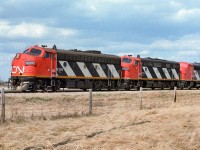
(77, 62), (92, 77)
(194, 70), (200, 80)
(143, 67), (152, 79)
(107, 64), (120, 78)
(162, 68), (171, 79)
(92, 63), (107, 77)
(59, 61), (76, 76)
(153, 67), (162, 79)
(171, 69), (179, 79)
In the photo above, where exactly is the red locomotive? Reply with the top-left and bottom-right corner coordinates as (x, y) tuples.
(121, 55), (180, 90)
(11, 45), (121, 91)
(193, 63), (200, 88)
(11, 45), (200, 91)
(179, 62), (194, 89)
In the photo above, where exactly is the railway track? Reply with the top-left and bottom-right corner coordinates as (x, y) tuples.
(0, 87), (199, 93)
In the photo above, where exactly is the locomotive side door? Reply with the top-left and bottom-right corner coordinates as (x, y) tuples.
(50, 52), (57, 87)
(133, 59), (141, 79)
(50, 53), (56, 79)
(38, 52), (50, 77)
(38, 52), (56, 79)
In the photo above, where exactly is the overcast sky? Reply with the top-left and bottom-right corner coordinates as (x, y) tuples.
(0, 0), (200, 80)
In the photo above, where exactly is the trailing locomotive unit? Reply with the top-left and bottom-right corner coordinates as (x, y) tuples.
(179, 62), (194, 89)
(193, 63), (200, 88)
(11, 45), (121, 91)
(121, 55), (180, 90)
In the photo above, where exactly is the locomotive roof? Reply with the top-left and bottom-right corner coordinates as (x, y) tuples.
(193, 62), (200, 66)
(141, 57), (179, 64)
(43, 48), (57, 53)
(192, 63), (200, 70)
(56, 49), (120, 60)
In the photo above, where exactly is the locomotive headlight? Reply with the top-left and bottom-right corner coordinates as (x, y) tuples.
(25, 61), (35, 66)
(16, 53), (20, 59)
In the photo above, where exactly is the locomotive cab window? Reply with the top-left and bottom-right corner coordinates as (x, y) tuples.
(23, 49), (29, 54)
(44, 52), (50, 58)
(23, 48), (42, 56)
(122, 58), (132, 63)
(52, 54), (55, 59)
(133, 61), (138, 65)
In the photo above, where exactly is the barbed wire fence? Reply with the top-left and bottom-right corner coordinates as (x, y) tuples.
(0, 87), (200, 123)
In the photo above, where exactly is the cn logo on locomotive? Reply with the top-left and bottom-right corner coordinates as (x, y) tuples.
(12, 66), (25, 74)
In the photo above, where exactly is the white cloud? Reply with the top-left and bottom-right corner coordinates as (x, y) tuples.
(139, 50), (150, 55)
(172, 8), (200, 22)
(8, 22), (46, 38)
(59, 28), (75, 36)
(0, 21), (76, 39)
(73, 0), (142, 19)
(170, 1), (182, 8)
(178, 51), (200, 56)
(100, 34), (200, 61)
(150, 34), (200, 51)
(150, 40), (174, 49)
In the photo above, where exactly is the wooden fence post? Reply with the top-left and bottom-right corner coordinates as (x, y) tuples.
(1, 88), (5, 123)
(174, 86), (177, 103)
(89, 89), (92, 115)
(140, 87), (143, 110)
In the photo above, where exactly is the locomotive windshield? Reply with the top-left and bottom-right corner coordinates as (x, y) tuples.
(23, 48), (42, 56)
(122, 58), (132, 63)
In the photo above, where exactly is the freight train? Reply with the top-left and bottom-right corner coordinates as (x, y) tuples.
(10, 45), (200, 92)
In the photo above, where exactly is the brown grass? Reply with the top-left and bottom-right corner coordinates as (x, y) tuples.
(0, 90), (200, 149)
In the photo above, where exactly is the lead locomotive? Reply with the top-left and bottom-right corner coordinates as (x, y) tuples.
(11, 45), (121, 92)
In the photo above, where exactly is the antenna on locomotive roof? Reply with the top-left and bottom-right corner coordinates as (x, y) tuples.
(41, 45), (47, 48)
(52, 44), (57, 50)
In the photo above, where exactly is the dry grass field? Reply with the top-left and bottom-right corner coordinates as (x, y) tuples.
(0, 90), (200, 150)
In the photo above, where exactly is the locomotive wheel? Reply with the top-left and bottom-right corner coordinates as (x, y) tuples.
(82, 88), (87, 91)
(31, 84), (37, 92)
(136, 86), (140, 91)
(125, 85), (130, 91)
(52, 86), (57, 92)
